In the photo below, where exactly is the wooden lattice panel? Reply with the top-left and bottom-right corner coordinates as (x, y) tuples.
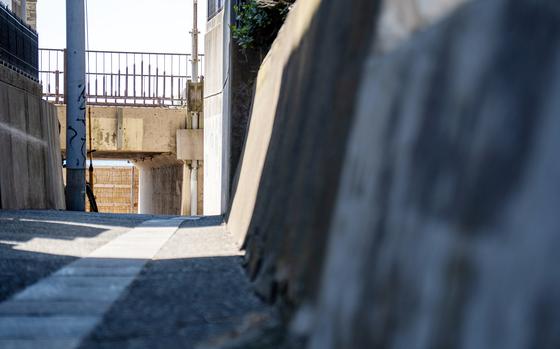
(86, 166), (139, 214)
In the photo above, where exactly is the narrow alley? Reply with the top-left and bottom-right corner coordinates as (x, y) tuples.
(2, 0), (560, 348)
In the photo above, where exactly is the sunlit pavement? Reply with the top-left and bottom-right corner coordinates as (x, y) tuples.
(0, 210), (267, 349)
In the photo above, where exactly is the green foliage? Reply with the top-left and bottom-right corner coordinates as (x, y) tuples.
(232, 1), (291, 49)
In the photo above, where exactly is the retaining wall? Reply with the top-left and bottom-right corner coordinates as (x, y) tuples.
(0, 67), (65, 210)
(227, 0), (560, 347)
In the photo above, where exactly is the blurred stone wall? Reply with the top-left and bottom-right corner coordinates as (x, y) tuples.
(227, 0), (560, 347)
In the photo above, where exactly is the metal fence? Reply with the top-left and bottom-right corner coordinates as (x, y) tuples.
(39, 48), (205, 107)
(0, 3), (38, 79)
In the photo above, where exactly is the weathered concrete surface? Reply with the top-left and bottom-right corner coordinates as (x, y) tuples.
(177, 129), (204, 161)
(136, 158), (183, 216)
(307, 1), (560, 348)
(0, 64), (42, 96)
(57, 105), (188, 159)
(227, 0), (380, 309)
(204, 7), (231, 216)
(224, 0), (560, 347)
(135, 156), (204, 216)
(375, 0), (468, 53)
(56, 104), (205, 216)
(0, 74), (65, 210)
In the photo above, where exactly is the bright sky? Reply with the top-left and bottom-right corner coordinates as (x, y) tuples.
(37, 0), (207, 53)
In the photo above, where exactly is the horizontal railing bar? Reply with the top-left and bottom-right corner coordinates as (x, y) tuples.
(38, 48), (202, 107)
(84, 72), (190, 78)
(40, 48), (204, 57)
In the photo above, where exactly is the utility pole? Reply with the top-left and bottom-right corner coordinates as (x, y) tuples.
(65, 0), (87, 211)
(191, 0), (199, 83)
(190, 0), (199, 216)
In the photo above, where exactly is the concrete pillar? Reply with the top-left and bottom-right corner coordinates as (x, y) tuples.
(138, 166), (154, 214)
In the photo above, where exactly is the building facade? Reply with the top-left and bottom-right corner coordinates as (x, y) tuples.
(0, 0), (37, 29)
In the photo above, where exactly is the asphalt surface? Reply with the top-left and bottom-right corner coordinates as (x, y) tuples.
(0, 210), (154, 303)
(0, 210), (268, 349)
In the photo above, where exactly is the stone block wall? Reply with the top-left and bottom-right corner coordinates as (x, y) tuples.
(226, 0), (560, 347)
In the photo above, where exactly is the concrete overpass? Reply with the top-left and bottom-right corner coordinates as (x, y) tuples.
(40, 49), (205, 215)
(55, 104), (203, 215)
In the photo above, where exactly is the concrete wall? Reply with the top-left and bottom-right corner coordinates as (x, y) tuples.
(227, 0), (380, 307)
(203, 2), (231, 215)
(135, 155), (203, 216)
(225, 0), (560, 347)
(0, 68), (64, 210)
(136, 161), (183, 216)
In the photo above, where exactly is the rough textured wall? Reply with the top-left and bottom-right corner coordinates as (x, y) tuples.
(375, 0), (468, 52)
(0, 73), (65, 210)
(136, 160), (183, 216)
(135, 155), (204, 216)
(227, 0), (381, 312)
(227, 0), (560, 347)
(307, 1), (560, 348)
(229, 43), (266, 195)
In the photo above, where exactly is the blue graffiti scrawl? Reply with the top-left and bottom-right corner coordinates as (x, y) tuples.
(67, 84), (87, 168)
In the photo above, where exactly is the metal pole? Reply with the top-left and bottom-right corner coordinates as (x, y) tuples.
(189, 0), (199, 216)
(191, 0), (199, 83)
(66, 0), (87, 211)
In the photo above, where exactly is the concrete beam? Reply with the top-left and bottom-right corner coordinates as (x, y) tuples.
(57, 105), (188, 159)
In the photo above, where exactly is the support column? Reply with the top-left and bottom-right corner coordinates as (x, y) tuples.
(65, 0), (87, 211)
(138, 166), (154, 214)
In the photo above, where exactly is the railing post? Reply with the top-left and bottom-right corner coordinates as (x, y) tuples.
(63, 49), (67, 104)
(55, 70), (60, 104)
(125, 66), (129, 99)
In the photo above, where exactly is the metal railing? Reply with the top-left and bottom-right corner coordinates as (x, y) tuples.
(0, 3), (38, 79)
(39, 48), (205, 107)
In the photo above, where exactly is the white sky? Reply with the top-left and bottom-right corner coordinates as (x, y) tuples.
(37, 0), (207, 53)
